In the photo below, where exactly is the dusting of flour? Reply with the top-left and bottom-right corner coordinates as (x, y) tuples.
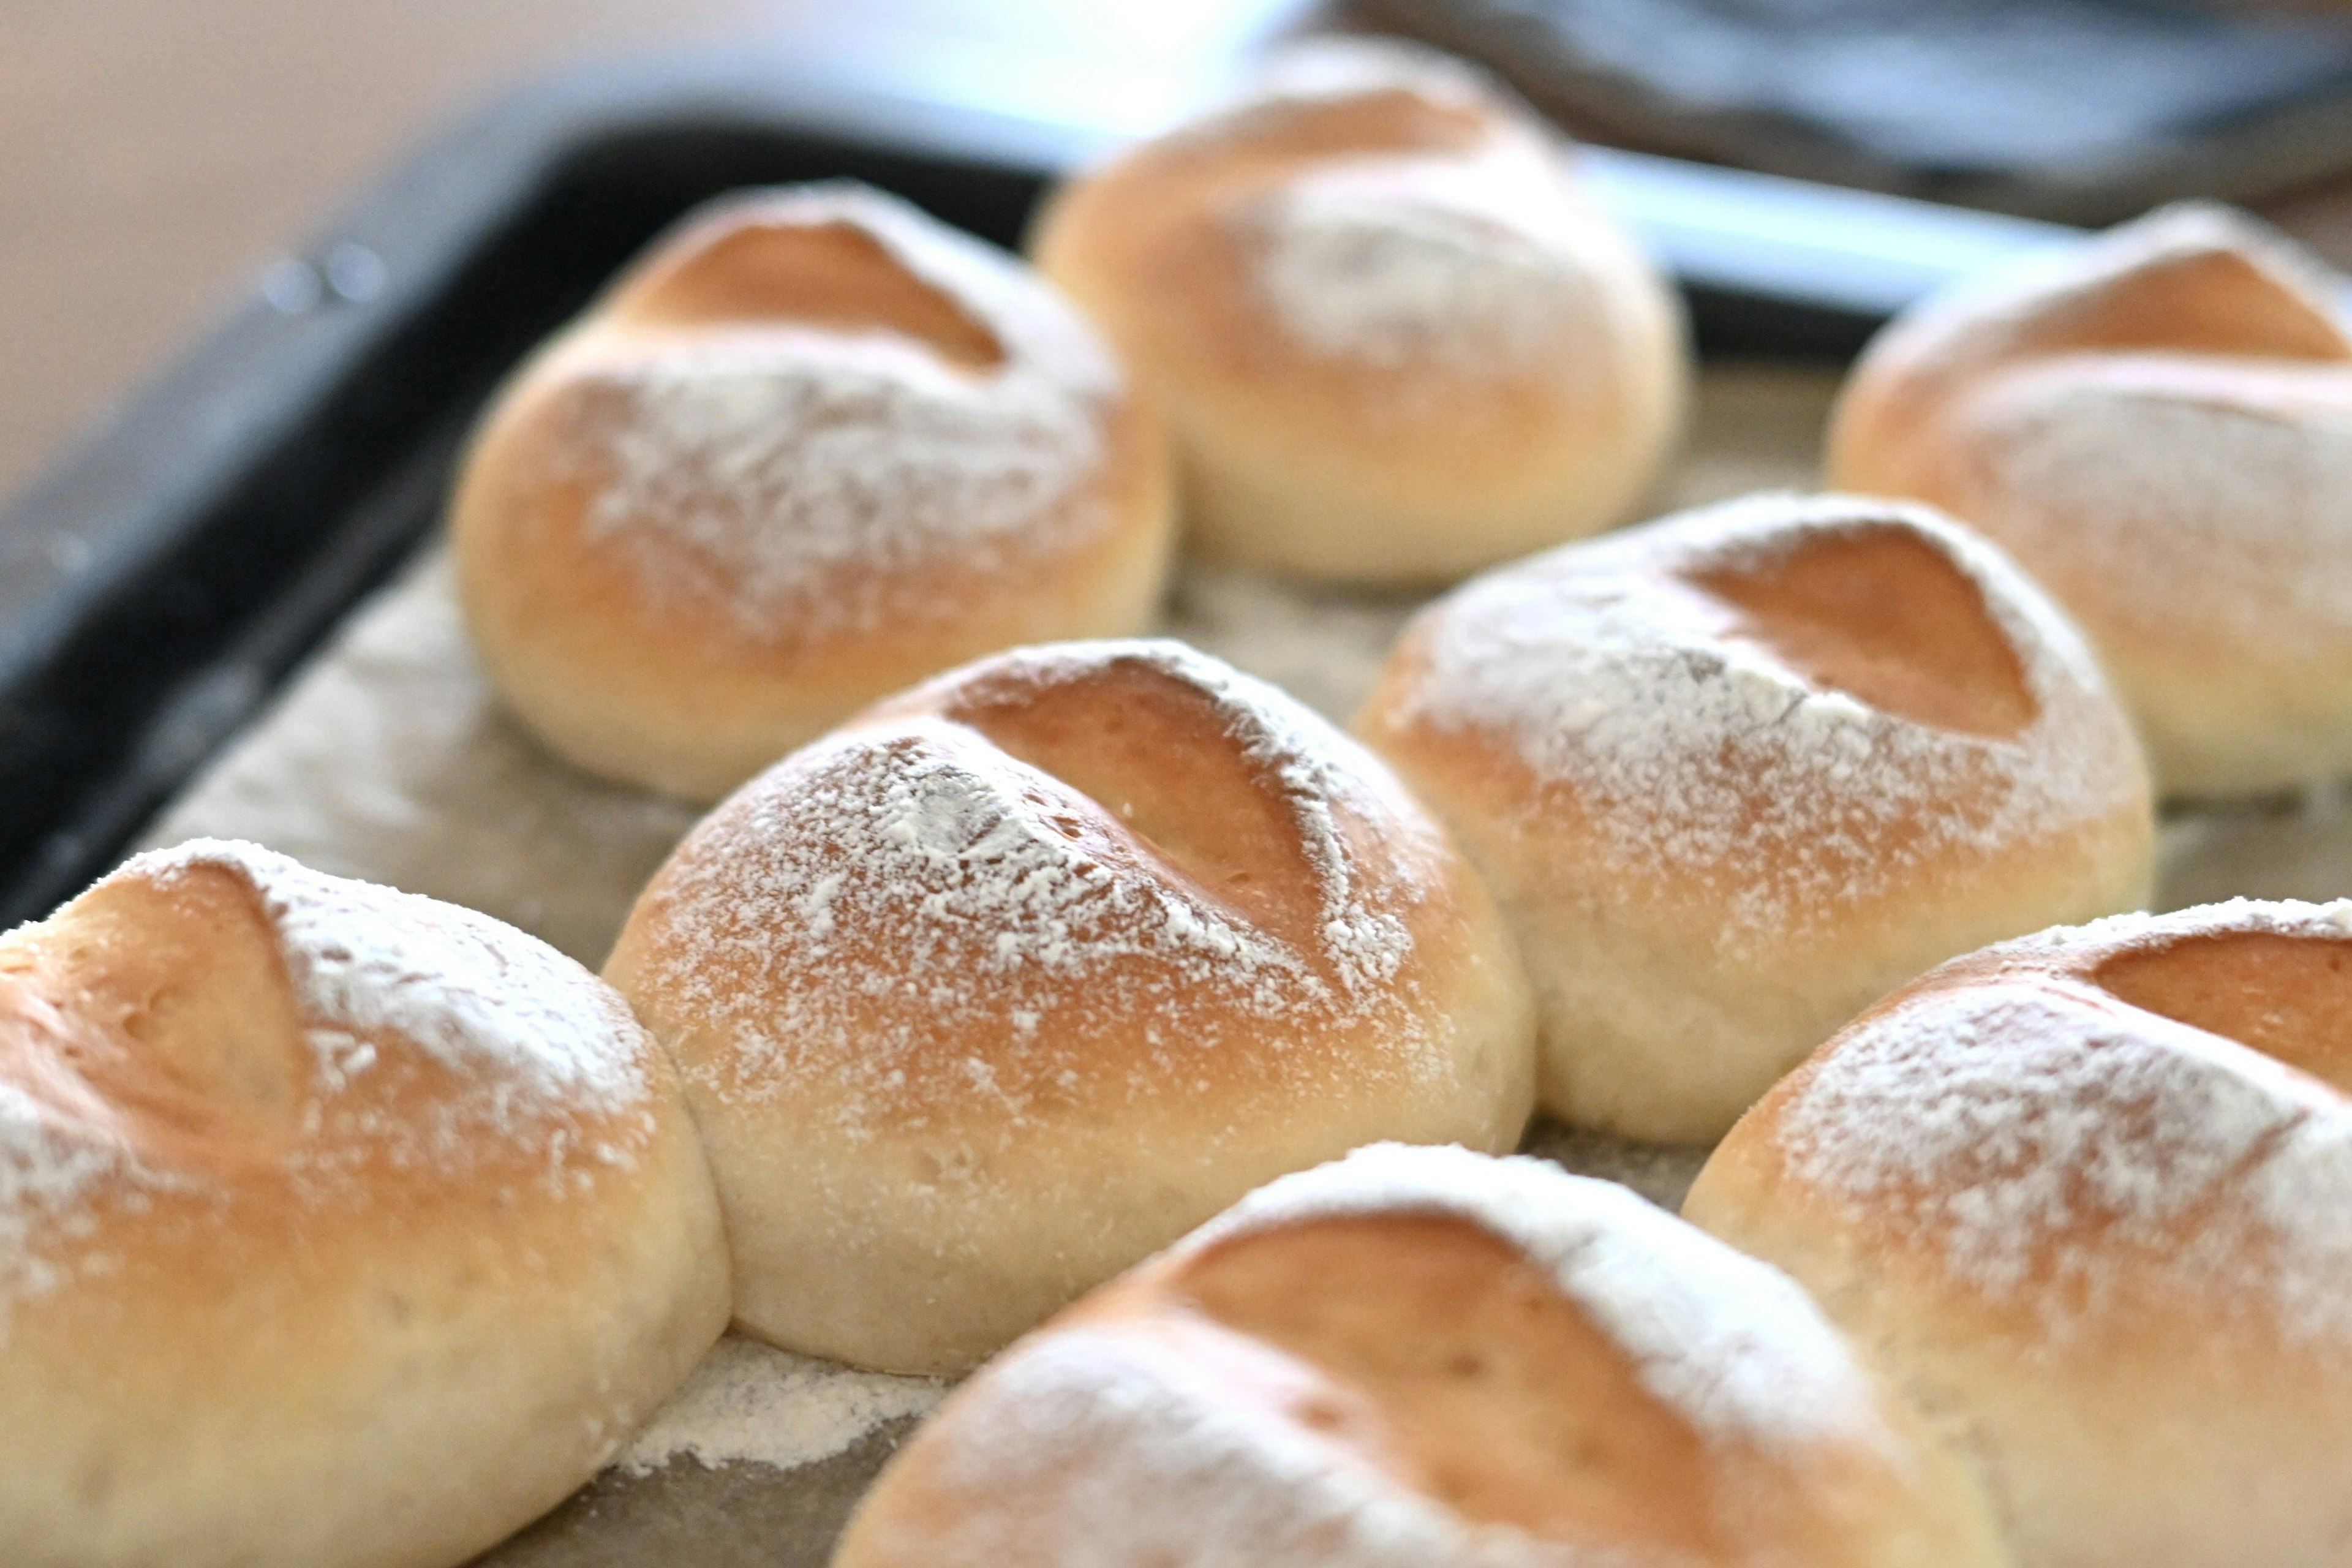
(1967, 361), (2352, 645)
(1779, 901), (2352, 1343)
(557, 184), (1120, 641)
(567, 336), (1104, 639)
(636, 641), (1439, 1125)
(617, 1336), (943, 1476)
(1249, 162), (1593, 371)
(0, 1089), (123, 1329)
(135, 839), (649, 1112)
(1396, 494), (2136, 946)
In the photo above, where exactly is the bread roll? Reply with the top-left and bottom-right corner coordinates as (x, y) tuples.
(1827, 203), (2352, 795)
(453, 181), (1175, 802)
(1029, 39), (1687, 584)
(605, 639), (1536, 1374)
(1688, 899), (2352, 1568)
(834, 1142), (2009, 1568)
(0, 840), (729, 1568)
(1357, 492), (2154, 1142)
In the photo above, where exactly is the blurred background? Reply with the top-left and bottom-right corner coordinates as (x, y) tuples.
(0, 0), (1304, 507)
(9, 0), (2352, 508)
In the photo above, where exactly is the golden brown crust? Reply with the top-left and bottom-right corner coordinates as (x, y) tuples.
(605, 641), (1536, 1374)
(834, 1145), (2010, 1568)
(0, 843), (730, 1568)
(1827, 203), (2352, 794)
(453, 183), (1175, 802)
(1028, 39), (1687, 584)
(1690, 524), (2036, 738)
(1164, 1215), (1722, 1550)
(1355, 492), (2154, 1142)
(1687, 899), (2352, 1568)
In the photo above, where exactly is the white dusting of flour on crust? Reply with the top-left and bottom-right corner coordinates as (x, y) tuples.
(567, 336), (1103, 639)
(1182, 36), (1602, 376)
(559, 183), (1121, 639)
(0, 1088), (125, 1327)
(636, 640), (1436, 1126)
(616, 1335), (943, 1477)
(1779, 900), (2352, 1342)
(1963, 360), (2352, 645)
(1188, 1142), (1880, 1450)
(1871, 203), (2352, 668)
(1249, 162), (1593, 371)
(1863, 202), (2344, 405)
(1396, 494), (2138, 945)
(133, 839), (649, 1112)
(0, 842), (654, 1333)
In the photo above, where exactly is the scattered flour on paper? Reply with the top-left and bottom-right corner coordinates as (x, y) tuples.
(617, 1336), (946, 1477)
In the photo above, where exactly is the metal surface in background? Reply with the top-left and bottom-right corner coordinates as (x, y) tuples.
(1363, 0), (2352, 219)
(0, 40), (2082, 925)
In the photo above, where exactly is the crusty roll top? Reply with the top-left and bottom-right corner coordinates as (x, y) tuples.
(1148, 44), (1616, 374)
(1063, 41), (1593, 360)
(1831, 203), (2351, 484)
(479, 182), (1140, 638)
(3, 840), (664, 1271)
(1827, 204), (2352, 794)
(1170, 1144), (1900, 1462)
(612, 639), (1490, 1133)
(453, 182), (1172, 801)
(1028, 38), (1686, 582)
(834, 1144), (2008, 1567)
(1698, 900), (2352, 1343)
(1366, 494), (2147, 952)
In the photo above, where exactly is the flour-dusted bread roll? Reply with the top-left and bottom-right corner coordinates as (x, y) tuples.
(1358, 492), (2154, 1142)
(605, 640), (1536, 1374)
(1689, 899), (2352, 1568)
(453, 182), (1175, 802)
(1028, 40), (1687, 584)
(0, 841), (729, 1568)
(1828, 203), (2352, 796)
(834, 1143), (2009, 1568)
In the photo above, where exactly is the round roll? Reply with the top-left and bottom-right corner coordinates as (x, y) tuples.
(604, 639), (1536, 1374)
(1028, 40), (1687, 584)
(453, 181), (1175, 802)
(1357, 492), (2155, 1142)
(1828, 203), (2352, 795)
(834, 1142), (2009, 1568)
(1688, 899), (2352, 1568)
(0, 840), (729, 1568)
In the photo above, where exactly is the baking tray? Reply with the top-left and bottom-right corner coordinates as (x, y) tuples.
(0, 37), (2083, 929)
